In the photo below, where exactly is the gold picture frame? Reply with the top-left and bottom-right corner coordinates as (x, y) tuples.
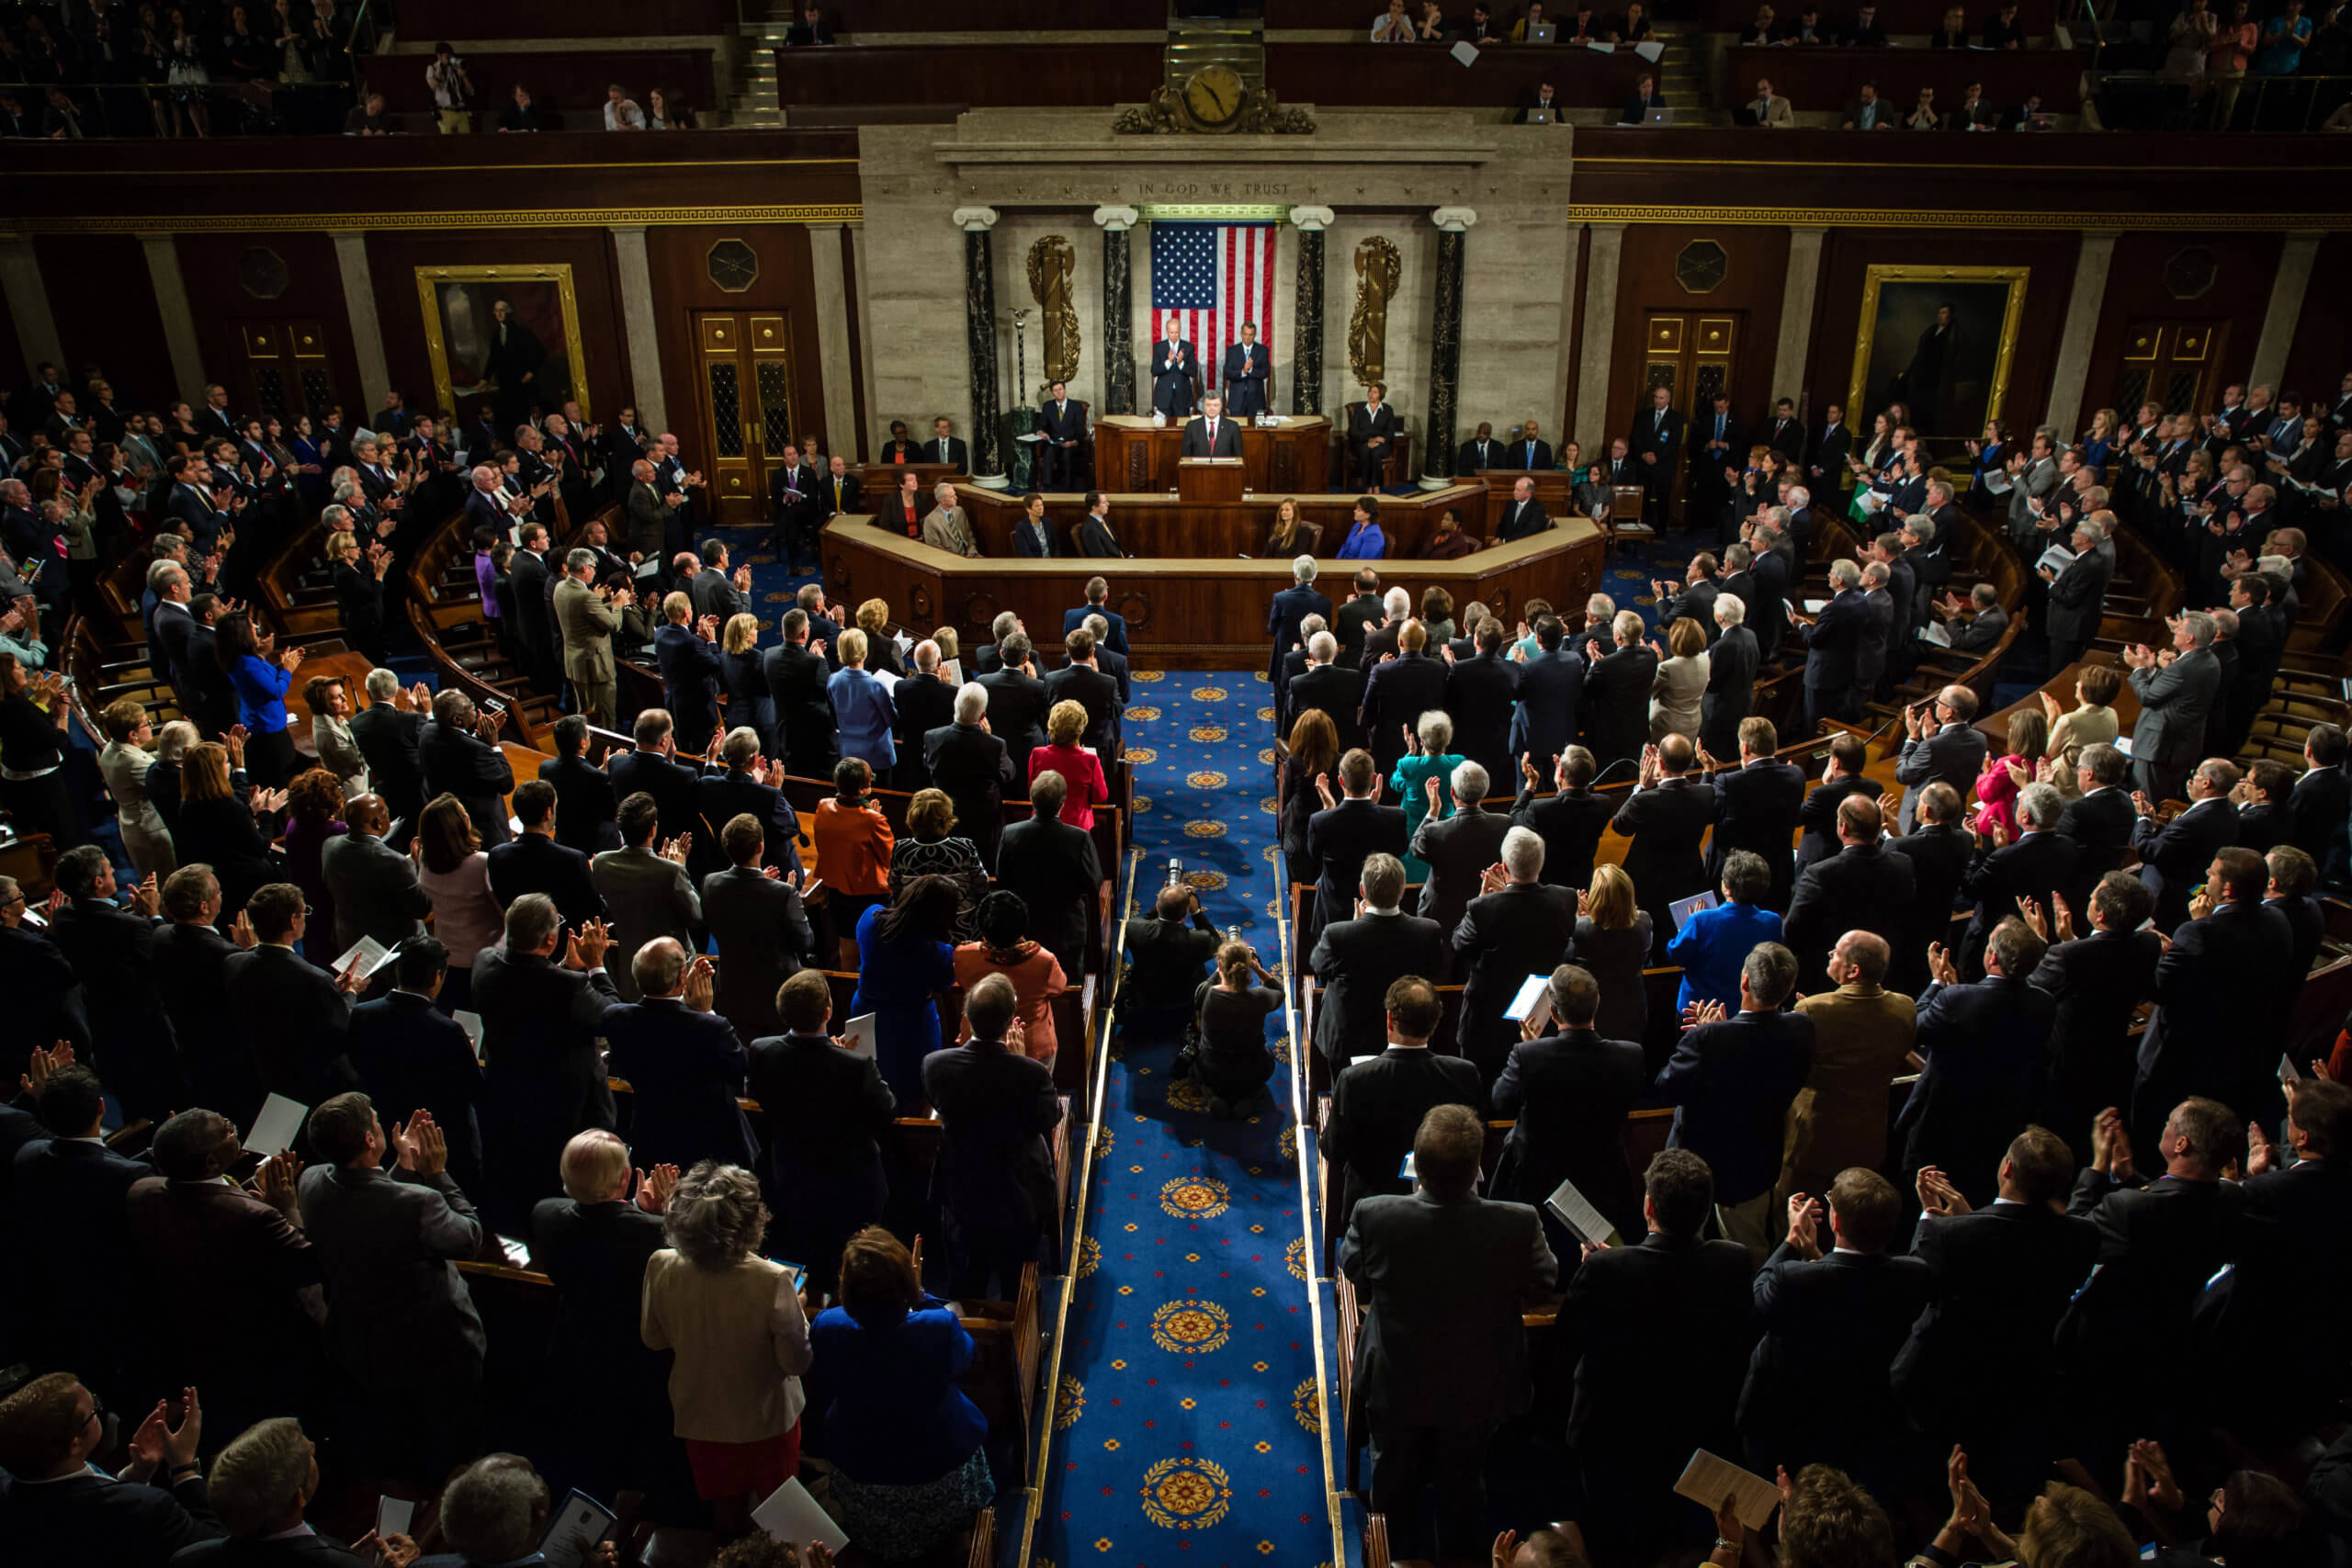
(1848, 264), (2028, 442)
(414, 263), (590, 424)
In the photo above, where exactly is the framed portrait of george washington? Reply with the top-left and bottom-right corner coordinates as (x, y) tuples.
(414, 264), (588, 434)
(1848, 265), (2028, 445)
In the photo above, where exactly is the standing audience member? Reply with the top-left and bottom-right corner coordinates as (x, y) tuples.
(748, 970), (899, 1298)
(923, 973), (1064, 1297)
(1656, 942), (1813, 1257)
(1781, 931), (1916, 1205)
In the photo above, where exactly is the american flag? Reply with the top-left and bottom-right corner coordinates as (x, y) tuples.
(1149, 220), (1277, 383)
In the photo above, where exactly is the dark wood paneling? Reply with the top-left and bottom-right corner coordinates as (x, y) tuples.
(1720, 43), (2084, 112)
(1806, 228), (2082, 434)
(391, 0), (733, 39)
(1267, 41), (1650, 107)
(364, 229), (635, 425)
(31, 234), (174, 409)
(2081, 231), (2276, 423)
(364, 51), (715, 117)
(1605, 224), (1791, 434)
(1696, 0), (2056, 30)
(173, 231), (365, 423)
(0, 289), (23, 387)
(641, 225), (826, 477)
(775, 43), (1162, 108)
(806, 0), (1146, 24)
(2283, 233), (2352, 409)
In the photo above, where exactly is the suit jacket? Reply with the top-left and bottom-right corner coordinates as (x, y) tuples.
(1708, 759), (1805, 906)
(319, 830), (431, 952)
(1451, 881), (1579, 1073)
(2027, 928), (2163, 1139)
(1411, 807), (1513, 941)
(2044, 546), (2114, 643)
(1496, 497), (1551, 542)
(1075, 515), (1125, 558)
(2137, 897), (2295, 1123)
(1894, 723), (1990, 832)
(701, 866), (810, 1038)
(0, 1467), (220, 1568)
(147, 920), (250, 1112)
(695, 768), (800, 876)
(1288, 663), (1369, 755)
(552, 576), (621, 685)
(1360, 653), (1449, 775)
(1060, 604), (1130, 656)
(221, 945), (361, 1108)
(1781, 982), (1917, 1190)
(925, 723), (1012, 851)
(2134, 795), (2239, 931)
(922, 1034), (1061, 1239)
(345, 988), (484, 1185)
(2291, 765), (2351, 881)
(1610, 774), (1716, 918)
(125, 1175), (320, 1398)
(1508, 647), (1585, 765)
(1218, 342), (1271, 413)
(1630, 404), (1686, 473)
(1323, 1046), (1488, 1235)
(1123, 908), (1221, 1011)
(763, 642), (839, 770)
(46, 897), (181, 1116)
(469, 946), (619, 1225)
(418, 721), (515, 849)
(608, 749), (710, 856)
(1265, 582), (1332, 686)
(1043, 663), (1123, 753)
(2128, 648), (2222, 773)
(1783, 840), (1917, 987)
(654, 623), (722, 739)
(1492, 1028), (1647, 1237)
(2055, 784), (2135, 907)
(1306, 798), (1409, 931)
(171, 1531), (374, 1566)
(1180, 414), (1243, 457)
(1337, 1190), (1555, 1431)
(297, 1161), (484, 1389)
(1347, 401), (1401, 469)
(1443, 654), (1520, 780)
(978, 667), (1052, 758)
(746, 1032), (899, 1256)
(1509, 785), (1614, 890)
(1455, 436), (1504, 475)
(1580, 645), (1657, 771)
(13, 1135), (161, 1387)
(527, 1195), (670, 1408)
(1148, 340), (1200, 415)
(604, 997), (755, 1169)
(590, 846), (701, 1001)
(1739, 1245), (1933, 1470)
(1959, 829), (2078, 967)
(2060, 1168), (2245, 1374)
(1562, 1232), (1755, 1456)
(1897, 975), (2056, 1202)
(689, 565), (749, 629)
(1800, 589), (1869, 693)
(1894, 1201), (2099, 1427)
(484, 832), (603, 931)
(1656, 1009), (1815, 1204)
(537, 752), (619, 856)
(993, 814), (1102, 975)
(888, 674), (959, 784)
(1309, 911), (1445, 1066)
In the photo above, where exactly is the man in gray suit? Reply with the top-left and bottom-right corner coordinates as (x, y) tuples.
(1892, 684), (1988, 833)
(297, 1090), (484, 1481)
(591, 791), (702, 1001)
(2004, 428), (2062, 550)
(1338, 1100), (1557, 1562)
(623, 457), (672, 566)
(1408, 760), (1512, 942)
(701, 811), (810, 1041)
(2124, 611), (2222, 802)
(689, 537), (752, 626)
(321, 793), (431, 953)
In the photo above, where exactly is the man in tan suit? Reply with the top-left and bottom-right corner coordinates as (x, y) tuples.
(552, 546), (631, 727)
(921, 480), (979, 558)
(1779, 929), (1917, 1207)
(1745, 76), (1795, 127)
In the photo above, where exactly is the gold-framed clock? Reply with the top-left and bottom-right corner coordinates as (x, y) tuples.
(1181, 65), (1245, 132)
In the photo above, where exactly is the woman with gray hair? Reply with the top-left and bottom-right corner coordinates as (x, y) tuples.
(1390, 707), (1464, 881)
(640, 1159), (812, 1535)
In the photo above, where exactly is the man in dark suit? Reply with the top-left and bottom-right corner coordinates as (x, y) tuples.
(1454, 421), (1503, 477)
(1360, 623), (1449, 777)
(1655, 942), (1813, 1255)
(1443, 619), (1520, 781)
(817, 452), (864, 524)
(1308, 852), (1443, 1075)
(1348, 382), (1401, 491)
(1736, 1168), (1931, 1487)
(1792, 732), (1875, 877)
(604, 939), (754, 1171)
(1033, 382), (1088, 489)
(2024, 870), (2162, 1174)
(1577, 612), (1657, 775)
(320, 793), (432, 953)
(746, 971), (899, 1293)
(695, 729), (801, 876)
(1450, 826), (1579, 1079)
(1220, 323), (1271, 415)
(1509, 746), (1615, 891)
(2133, 844), (2295, 1151)
(1611, 735), (1717, 955)
(653, 596), (723, 741)
(1561, 1148), (1756, 1552)
(44, 846), (183, 1122)
(1805, 405), (1851, 493)
(997, 772), (1103, 986)
(0, 1368), (220, 1563)
(2132, 758), (2242, 932)
(1796, 561), (1869, 731)
(1894, 1126), (2099, 1508)
(764, 608), (840, 781)
(1893, 683), (1988, 832)
(1615, 73), (1668, 123)
(922, 414), (968, 470)
(1746, 533), (1792, 664)
(2291, 723), (2351, 887)
(2233, 759), (2298, 853)
(978, 633), (1053, 760)
(1761, 399), (1805, 462)
(1629, 384), (1685, 526)
(1492, 963), (1648, 1244)
(689, 539), (752, 630)
(1179, 391), (1244, 457)
(1956, 782), (2077, 976)
(468, 895), (620, 1232)
(418, 690), (516, 850)
(1690, 389), (1740, 521)
(1148, 320), (1200, 418)
(1306, 749), (1410, 937)
(345, 940), (485, 1199)
(2054, 740), (2135, 910)
(1325, 976), (1490, 1236)
(1267, 561), (1333, 701)
(1412, 762), (1512, 944)
(505, 525), (559, 694)
(926, 687), (1014, 873)
(1784, 795), (1917, 991)
(1495, 476), (1550, 543)
(2042, 519), (2113, 671)
(146, 866), (257, 1119)
(537, 716), (619, 856)
(1704, 716), (1805, 910)
(1290, 630), (1369, 754)
(922, 976), (1064, 1298)
(1896, 917), (2057, 1208)
(1507, 615), (1583, 778)
(1044, 627), (1123, 753)
(609, 709), (717, 870)
(223, 883), (365, 1111)
(487, 780), (605, 930)
(1073, 491), (1128, 558)
(1882, 780), (1971, 994)
(1331, 569), (1386, 667)
(701, 813), (811, 1041)
(1336, 1100), (1553, 1564)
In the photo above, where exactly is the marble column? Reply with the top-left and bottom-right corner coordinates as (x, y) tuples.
(329, 232), (392, 418)
(1770, 225), (1828, 405)
(1288, 206), (1334, 417)
(2249, 231), (2323, 393)
(1572, 222), (1625, 456)
(606, 225), (667, 434)
(2044, 230), (2118, 441)
(138, 232), (208, 407)
(955, 207), (1005, 482)
(807, 222), (857, 458)
(1424, 208), (1477, 487)
(0, 236), (64, 382)
(1094, 206), (1138, 416)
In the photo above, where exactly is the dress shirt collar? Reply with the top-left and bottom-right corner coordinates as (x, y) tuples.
(264, 1524), (318, 1540)
(64, 1134), (107, 1145)
(1385, 1040), (1430, 1051)
(1363, 904), (1401, 918)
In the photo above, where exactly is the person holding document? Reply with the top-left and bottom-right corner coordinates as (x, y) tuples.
(1491, 963), (1647, 1248)
(223, 882), (368, 1114)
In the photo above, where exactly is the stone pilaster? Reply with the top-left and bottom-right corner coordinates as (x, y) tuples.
(807, 222), (856, 459)
(606, 225), (667, 434)
(138, 233), (208, 407)
(0, 236), (64, 383)
(1288, 206), (1334, 416)
(1572, 222), (1625, 456)
(1424, 208), (1477, 486)
(2250, 231), (2323, 394)
(1094, 205), (1138, 417)
(1770, 225), (1828, 409)
(955, 207), (1005, 481)
(2043, 231), (2118, 441)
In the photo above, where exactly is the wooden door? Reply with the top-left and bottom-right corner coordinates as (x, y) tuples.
(237, 319), (336, 424)
(693, 309), (797, 525)
(1639, 311), (1740, 520)
(2110, 320), (2222, 420)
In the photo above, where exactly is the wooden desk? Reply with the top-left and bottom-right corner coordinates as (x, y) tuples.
(822, 514), (1606, 667)
(1975, 660), (2139, 754)
(1719, 44), (2086, 114)
(1178, 459), (1245, 506)
(285, 649), (374, 760)
(1093, 416), (1331, 498)
(1474, 470), (1580, 536)
(937, 481), (1565, 562)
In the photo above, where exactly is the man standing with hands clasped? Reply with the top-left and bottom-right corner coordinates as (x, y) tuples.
(1150, 317), (1199, 418)
(1222, 321), (1270, 415)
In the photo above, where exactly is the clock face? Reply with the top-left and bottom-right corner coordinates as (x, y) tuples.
(1183, 65), (1243, 128)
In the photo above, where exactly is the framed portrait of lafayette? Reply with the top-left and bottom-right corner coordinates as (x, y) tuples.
(414, 264), (588, 432)
(1848, 265), (2029, 445)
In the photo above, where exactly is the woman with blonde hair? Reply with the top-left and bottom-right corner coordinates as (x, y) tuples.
(1028, 698), (1108, 829)
(1265, 497), (1308, 557)
(2081, 407), (2120, 470)
(828, 627), (898, 773)
(1974, 705), (2048, 840)
(144, 717), (204, 834)
(174, 739), (288, 920)
(640, 1160), (811, 1539)
(1648, 615), (1711, 743)
(97, 696), (175, 879)
(416, 792), (504, 1011)
(855, 597), (905, 676)
(889, 786), (989, 942)
(719, 612), (771, 752)
(2041, 664), (2122, 794)
(1568, 862), (1651, 1043)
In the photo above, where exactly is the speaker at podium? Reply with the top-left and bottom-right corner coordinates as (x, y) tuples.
(1177, 457), (1246, 506)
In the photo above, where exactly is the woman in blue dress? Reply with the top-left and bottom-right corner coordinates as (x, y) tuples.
(829, 626), (899, 774)
(1389, 709), (1464, 882)
(851, 873), (960, 1106)
(219, 610), (307, 786)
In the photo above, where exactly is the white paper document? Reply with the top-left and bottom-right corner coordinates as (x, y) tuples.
(1917, 620), (1952, 649)
(1675, 1450), (1782, 1530)
(333, 934), (401, 978)
(1802, 597), (1828, 614)
(1983, 469), (2015, 495)
(537, 1488), (618, 1568)
(1450, 39), (1479, 64)
(2110, 734), (2134, 758)
(2036, 544), (2077, 575)
(1585, 38), (1615, 51)
(1634, 38), (1665, 60)
(1503, 973), (1553, 1030)
(1544, 1177), (1623, 1247)
(375, 1496), (415, 1540)
(454, 1010), (486, 1062)
(841, 1013), (877, 1060)
(246, 1093), (310, 1159)
(752, 1477), (849, 1552)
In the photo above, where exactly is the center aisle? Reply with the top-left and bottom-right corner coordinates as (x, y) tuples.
(1031, 670), (1340, 1568)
